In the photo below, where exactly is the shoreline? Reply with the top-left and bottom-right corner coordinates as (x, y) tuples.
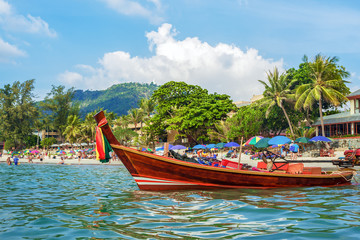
(0, 155), (123, 165)
(1, 150), (358, 171)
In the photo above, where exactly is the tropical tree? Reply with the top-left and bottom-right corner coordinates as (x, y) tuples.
(295, 54), (350, 136)
(40, 85), (75, 141)
(127, 108), (143, 131)
(0, 79), (38, 149)
(208, 120), (232, 142)
(41, 137), (57, 149)
(258, 67), (296, 137)
(81, 112), (97, 144)
(149, 81), (235, 143)
(63, 115), (81, 144)
(139, 98), (156, 118)
(113, 125), (138, 146)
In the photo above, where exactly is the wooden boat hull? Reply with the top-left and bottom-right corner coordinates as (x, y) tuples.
(94, 111), (354, 191)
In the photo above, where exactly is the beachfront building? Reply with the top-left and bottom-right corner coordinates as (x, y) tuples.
(313, 89), (360, 137)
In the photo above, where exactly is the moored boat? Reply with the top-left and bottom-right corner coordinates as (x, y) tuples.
(94, 111), (355, 191)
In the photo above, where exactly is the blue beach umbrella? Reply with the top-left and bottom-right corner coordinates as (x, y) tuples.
(268, 136), (292, 145)
(309, 136), (332, 142)
(206, 144), (216, 149)
(193, 144), (206, 149)
(224, 142), (240, 148)
(170, 145), (187, 150)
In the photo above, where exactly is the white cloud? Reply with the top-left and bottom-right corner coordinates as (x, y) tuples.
(101, 0), (164, 24)
(0, 0), (56, 37)
(58, 23), (283, 101)
(0, 0), (11, 15)
(57, 71), (84, 85)
(0, 37), (25, 62)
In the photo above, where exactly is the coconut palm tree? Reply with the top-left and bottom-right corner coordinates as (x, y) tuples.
(127, 108), (143, 131)
(63, 115), (81, 144)
(258, 67), (296, 137)
(208, 120), (232, 142)
(295, 54), (350, 136)
(81, 112), (96, 144)
(140, 98), (156, 118)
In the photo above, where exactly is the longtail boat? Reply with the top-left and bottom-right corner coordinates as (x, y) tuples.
(94, 111), (355, 191)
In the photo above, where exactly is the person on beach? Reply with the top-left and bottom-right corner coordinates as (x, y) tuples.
(280, 145), (287, 158)
(58, 157), (64, 165)
(28, 154), (33, 163)
(77, 151), (82, 164)
(6, 157), (12, 165)
(13, 156), (19, 165)
(289, 141), (299, 160)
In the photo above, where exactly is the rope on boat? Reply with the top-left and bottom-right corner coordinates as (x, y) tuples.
(330, 170), (357, 182)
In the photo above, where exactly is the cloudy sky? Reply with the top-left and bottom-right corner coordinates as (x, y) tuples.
(0, 0), (359, 101)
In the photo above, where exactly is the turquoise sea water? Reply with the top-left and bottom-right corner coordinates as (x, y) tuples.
(1, 164), (360, 239)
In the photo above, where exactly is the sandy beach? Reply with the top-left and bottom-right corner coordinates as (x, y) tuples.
(0, 154), (123, 165)
(1, 149), (358, 171)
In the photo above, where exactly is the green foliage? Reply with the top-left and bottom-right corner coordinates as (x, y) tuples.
(24, 135), (38, 148)
(73, 82), (158, 117)
(113, 126), (138, 145)
(63, 115), (81, 144)
(0, 79), (38, 149)
(4, 139), (15, 151)
(149, 81), (235, 143)
(208, 120), (232, 142)
(229, 104), (264, 140)
(41, 137), (57, 149)
(258, 67), (296, 136)
(40, 85), (75, 139)
(295, 54), (350, 135)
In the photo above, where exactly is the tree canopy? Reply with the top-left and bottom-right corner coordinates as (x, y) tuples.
(148, 81), (236, 143)
(0, 79), (38, 149)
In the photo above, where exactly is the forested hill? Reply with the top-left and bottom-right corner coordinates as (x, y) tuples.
(73, 82), (158, 117)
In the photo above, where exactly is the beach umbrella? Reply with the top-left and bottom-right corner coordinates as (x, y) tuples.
(268, 136), (292, 145)
(23, 150), (31, 154)
(243, 136), (263, 146)
(170, 145), (187, 150)
(309, 136), (332, 142)
(32, 150), (40, 154)
(58, 150), (66, 154)
(156, 147), (164, 151)
(295, 137), (310, 143)
(193, 144), (206, 149)
(215, 142), (226, 149)
(270, 144), (283, 148)
(224, 142), (240, 148)
(254, 138), (271, 148)
(206, 144), (216, 149)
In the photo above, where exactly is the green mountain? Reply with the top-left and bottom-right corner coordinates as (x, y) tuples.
(73, 82), (158, 117)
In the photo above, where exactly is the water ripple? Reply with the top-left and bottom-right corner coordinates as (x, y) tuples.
(1, 164), (360, 239)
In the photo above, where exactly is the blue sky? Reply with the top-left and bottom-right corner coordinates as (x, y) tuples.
(0, 0), (359, 101)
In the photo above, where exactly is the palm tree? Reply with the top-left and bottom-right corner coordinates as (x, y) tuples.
(140, 98), (156, 118)
(81, 113), (96, 144)
(208, 120), (232, 142)
(295, 54), (350, 136)
(259, 67), (296, 137)
(63, 115), (81, 144)
(127, 108), (143, 131)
